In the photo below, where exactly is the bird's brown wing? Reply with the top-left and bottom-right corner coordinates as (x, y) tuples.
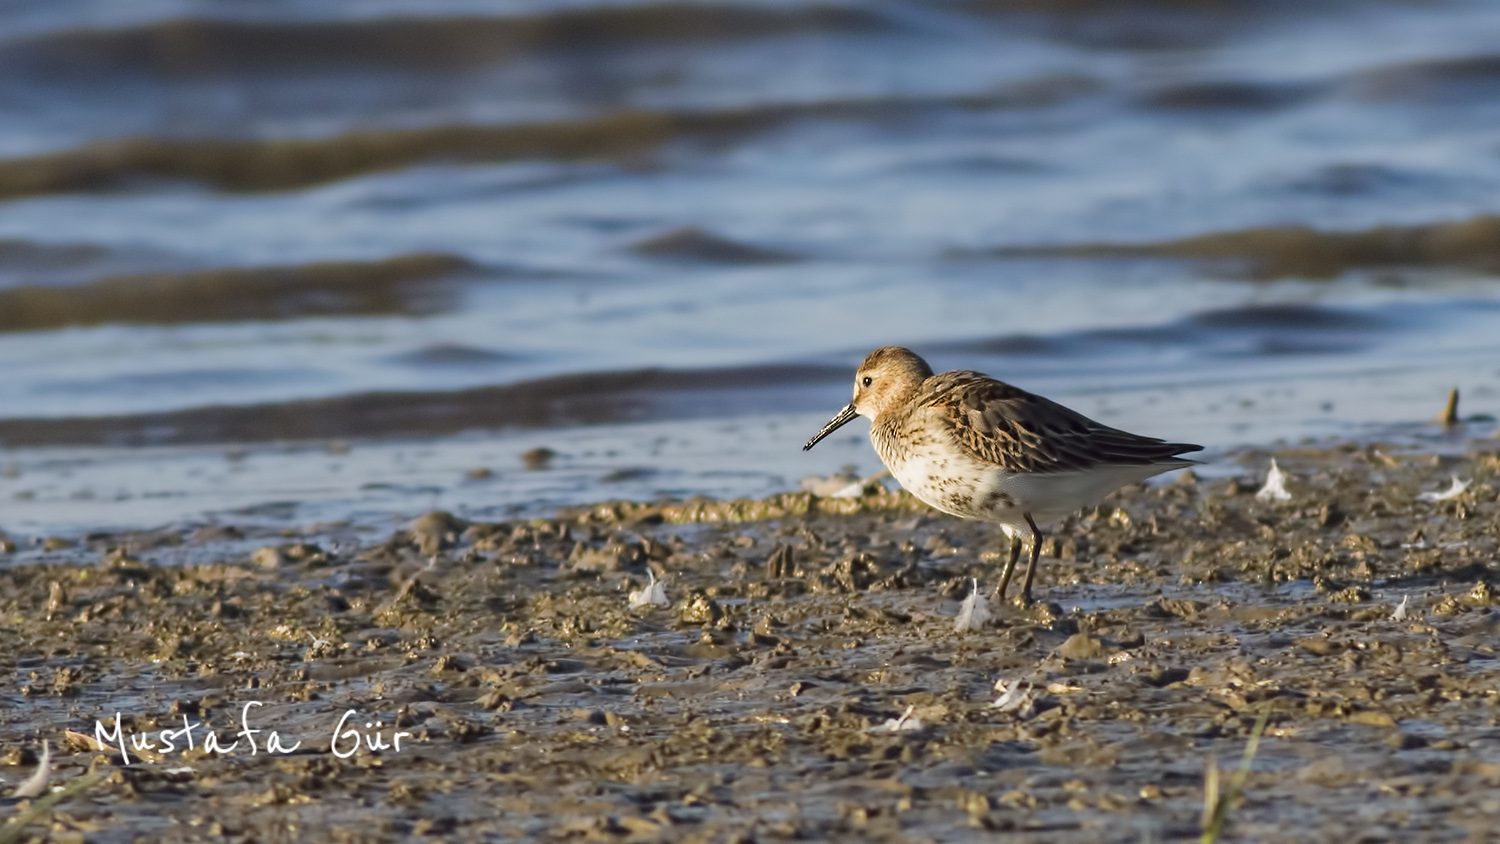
(915, 371), (1202, 474)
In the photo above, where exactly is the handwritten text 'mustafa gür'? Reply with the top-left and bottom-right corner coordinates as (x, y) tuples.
(95, 702), (411, 765)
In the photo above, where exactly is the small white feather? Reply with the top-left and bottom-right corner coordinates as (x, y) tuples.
(954, 577), (992, 632)
(870, 705), (924, 733)
(1256, 457), (1291, 502)
(628, 570), (669, 610)
(13, 740), (50, 798)
(991, 679), (1035, 716)
(1390, 595), (1410, 622)
(1417, 476), (1470, 502)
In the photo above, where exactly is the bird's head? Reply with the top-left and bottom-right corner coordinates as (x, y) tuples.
(804, 346), (932, 450)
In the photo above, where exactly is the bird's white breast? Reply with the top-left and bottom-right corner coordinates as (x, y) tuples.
(873, 424), (1182, 530)
(875, 431), (1014, 521)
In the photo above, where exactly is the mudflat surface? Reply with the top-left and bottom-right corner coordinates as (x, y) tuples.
(4, 440), (1500, 842)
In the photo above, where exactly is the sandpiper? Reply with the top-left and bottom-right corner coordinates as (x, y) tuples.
(804, 346), (1201, 605)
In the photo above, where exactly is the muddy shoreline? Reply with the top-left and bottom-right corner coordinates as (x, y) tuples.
(3, 439), (1499, 842)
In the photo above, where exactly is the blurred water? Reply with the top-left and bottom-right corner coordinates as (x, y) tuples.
(1, 0), (1498, 535)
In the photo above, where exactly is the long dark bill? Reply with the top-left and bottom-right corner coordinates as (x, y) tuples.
(803, 403), (858, 451)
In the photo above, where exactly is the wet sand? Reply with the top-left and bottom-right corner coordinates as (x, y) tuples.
(4, 438), (1499, 842)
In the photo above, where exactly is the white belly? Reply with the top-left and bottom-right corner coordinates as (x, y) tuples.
(883, 440), (1181, 531)
(883, 443), (1016, 522)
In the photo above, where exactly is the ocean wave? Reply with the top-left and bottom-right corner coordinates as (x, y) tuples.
(0, 362), (849, 447)
(0, 5), (892, 80)
(0, 253), (475, 332)
(955, 215), (1500, 279)
(0, 80), (1093, 199)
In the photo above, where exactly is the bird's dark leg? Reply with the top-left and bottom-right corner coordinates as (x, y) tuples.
(994, 533), (1023, 600)
(1020, 513), (1043, 605)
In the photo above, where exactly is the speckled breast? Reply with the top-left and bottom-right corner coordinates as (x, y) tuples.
(872, 420), (1012, 521)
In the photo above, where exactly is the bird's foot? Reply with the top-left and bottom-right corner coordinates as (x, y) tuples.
(1030, 602), (1061, 624)
(997, 594), (1060, 623)
(989, 587), (1031, 609)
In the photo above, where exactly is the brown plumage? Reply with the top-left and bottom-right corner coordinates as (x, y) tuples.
(916, 371), (1200, 475)
(806, 346), (1202, 606)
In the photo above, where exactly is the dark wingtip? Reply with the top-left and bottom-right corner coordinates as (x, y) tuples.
(1166, 443), (1205, 465)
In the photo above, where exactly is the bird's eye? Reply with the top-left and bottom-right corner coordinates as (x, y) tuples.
(861, 376), (872, 387)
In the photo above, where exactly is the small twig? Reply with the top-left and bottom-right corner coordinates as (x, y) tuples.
(0, 767), (111, 844)
(1200, 753), (1219, 831)
(1200, 705), (1272, 844)
(1437, 388), (1459, 427)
